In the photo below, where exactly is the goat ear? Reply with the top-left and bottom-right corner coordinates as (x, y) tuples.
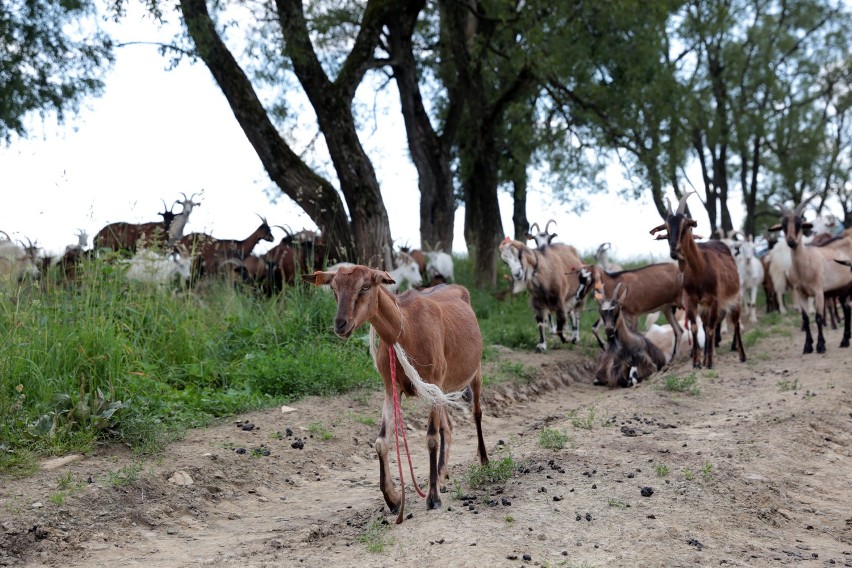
(649, 223), (666, 235)
(654, 233), (669, 241)
(768, 224), (782, 232)
(686, 219), (698, 228)
(303, 270), (334, 286)
(802, 222), (813, 231)
(371, 270), (396, 285)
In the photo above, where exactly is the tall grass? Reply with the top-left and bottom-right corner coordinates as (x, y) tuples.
(0, 257), (376, 466)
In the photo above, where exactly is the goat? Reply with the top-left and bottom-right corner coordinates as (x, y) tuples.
(526, 220), (558, 248)
(769, 198), (852, 352)
(765, 236), (794, 314)
(424, 251), (454, 283)
(303, 265), (488, 523)
(398, 245), (427, 278)
(593, 283), (667, 387)
(594, 242), (623, 272)
(0, 236), (41, 285)
(93, 200), (177, 253)
(650, 192), (746, 368)
(122, 248), (192, 288)
(387, 251), (423, 292)
(499, 237), (586, 352)
(575, 262), (684, 360)
(731, 236), (765, 324)
(644, 309), (705, 363)
(167, 192), (202, 246)
(198, 217), (275, 277)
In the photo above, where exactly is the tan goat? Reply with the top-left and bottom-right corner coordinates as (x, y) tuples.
(499, 237), (586, 352)
(769, 198), (852, 352)
(303, 266), (488, 523)
(650, 192), (746, 368)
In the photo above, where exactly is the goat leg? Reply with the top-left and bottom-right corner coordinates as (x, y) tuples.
(802, 310), (814, 354)
(470, 368), (489, 465)
(815, 312), (826, 354)
(437, 407), (453, 491)
(426, 408), (442, 510)
(375, 396), (401, 513)
(841, 298), (851, 348)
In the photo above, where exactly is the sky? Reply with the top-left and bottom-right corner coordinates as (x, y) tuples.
(0, 9), (695, 263)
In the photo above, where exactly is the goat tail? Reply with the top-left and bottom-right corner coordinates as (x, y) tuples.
(369, 327), (467, 409)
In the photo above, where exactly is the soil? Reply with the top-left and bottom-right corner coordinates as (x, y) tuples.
(2, 321), (851, 568)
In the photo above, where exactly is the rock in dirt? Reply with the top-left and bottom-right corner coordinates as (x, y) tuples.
(641, 486), (654, 497)
(41, 454), (85, 471)
(168, 471), (194, 486)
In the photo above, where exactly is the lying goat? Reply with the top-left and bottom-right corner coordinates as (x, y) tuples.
(594, 283), (667, 388)
(644, 309), (705, 363)
(122, 249), (192, 288)
(304, 266), (488, 523)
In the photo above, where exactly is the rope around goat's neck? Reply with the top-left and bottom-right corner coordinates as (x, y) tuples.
(389, 345), (426, 524)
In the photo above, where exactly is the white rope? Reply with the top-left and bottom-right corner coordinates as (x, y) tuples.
(369, 325), (467, 409)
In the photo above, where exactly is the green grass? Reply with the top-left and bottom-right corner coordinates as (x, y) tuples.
(569, 406), (597, 429)
(659, 373), (700, 395)
(465, 456), (516, 488)
(308, 421), (334, 440)
(358, 517), (394, 553)
(0, 258), (377, 471)
(539, 428), (572, 449)
(655, 463), (670, 477)
(777, 378), (799, 392)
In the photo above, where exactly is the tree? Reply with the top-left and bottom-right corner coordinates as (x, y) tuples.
(0, 0), (113, 143)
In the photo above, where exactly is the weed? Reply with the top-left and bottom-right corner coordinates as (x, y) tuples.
(660, 373), (700, 395)
(569, 406), (597, 429)
(50, 493), (65, 506)
(57, 471), (76, 490)
(358, 517), (394, 553)
(608, 498), (630, 509)
(466, 456), (516, 489)
(308, 422), (334, 441)
(505, 514), (515, 523)
(655, 464), (670, 477)
(701, 463), (713, 479)
(682, 467), (695, 481)
(539, 428), (572, 450)
(777, 378), (799, 392)
(703, 370), (718, 379)
(108, 463), (143, 487)
(742, 328), (768, 348)
(348, 412), (376, 427)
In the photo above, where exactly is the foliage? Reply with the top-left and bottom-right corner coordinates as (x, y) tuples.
(539, 428), (572, 450)
(659, 373), (700, 395)
(0, 0), (114, 142)
(465, 456), (516, 489)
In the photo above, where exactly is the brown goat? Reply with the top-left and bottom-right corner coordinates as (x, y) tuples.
(650, 192), (746, 368)
(575, 262), (683, 360)
(93, 200), (177, 254)
(594, 282), (667, 387)
(197, 218), (274, 277)
(768, 198), (852, 352)
(499, 237), (586, 352)
(303, 266), (488, 523)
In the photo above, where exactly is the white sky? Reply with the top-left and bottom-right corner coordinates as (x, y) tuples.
(0, 10), (703, 263)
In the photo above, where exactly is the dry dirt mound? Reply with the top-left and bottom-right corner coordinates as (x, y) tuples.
(2, 327), (851, 567)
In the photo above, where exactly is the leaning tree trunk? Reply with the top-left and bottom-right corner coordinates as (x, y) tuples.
(179, 0), (356, 261)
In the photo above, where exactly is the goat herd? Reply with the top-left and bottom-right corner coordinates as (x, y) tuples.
(0, 192), (456, 297)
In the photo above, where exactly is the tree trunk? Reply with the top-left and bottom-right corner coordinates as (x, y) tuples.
(179, 0), (356, 262)
(387, 1), (459, 253)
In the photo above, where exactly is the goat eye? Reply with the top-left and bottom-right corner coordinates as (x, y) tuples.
(361, 284), (370, 292)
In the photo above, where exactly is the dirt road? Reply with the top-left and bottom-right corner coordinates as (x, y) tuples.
(2, 321), (851, 567)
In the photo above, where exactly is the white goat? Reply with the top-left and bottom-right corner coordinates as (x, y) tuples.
(424, 251), (454, 283)
(644, 309), (705, 363)
(594, 242), (623, 272)
(0, 236), (40, 285)
(123, 249), (192, 288)
(731, 236), (765, 323)
(387, 253), (423, 292)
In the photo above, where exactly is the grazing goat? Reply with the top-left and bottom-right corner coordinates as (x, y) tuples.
(94, 200), (177, 253)
(769, 198), (852, 353)
(594, 283), (667, 387)
(575, 262), (684, 360)
(731, 236), (765, 324)
(398, 245), (427, 278)
(303, 266), (488, 523)
(650, 192), (746, 368)
(387, 252), (423, 292)
(644, 309), (705, 363)
(0, 236), (40, 285)
(424, 251), (454, 283)
(122, 248), (192, 288)
(499, 237), (586, 351)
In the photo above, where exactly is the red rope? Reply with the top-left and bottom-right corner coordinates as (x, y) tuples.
(389, 346), (426, 524)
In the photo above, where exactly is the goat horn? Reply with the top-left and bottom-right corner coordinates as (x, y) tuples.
(274, 224), (293, 235)
(612, 282), (623, 300)
(676, 192), (695, 215)
(0, 230), (10, 241)
(257, 214), (269, 225)
(794, 194), (816, 217)
(665, 197), (673, 215)
(530, 222), (540, 233)
(545, 219), (556, 233)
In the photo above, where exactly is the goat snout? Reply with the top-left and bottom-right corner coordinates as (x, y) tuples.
(786, 238), (798, 249)
(334, 317), (352, 337)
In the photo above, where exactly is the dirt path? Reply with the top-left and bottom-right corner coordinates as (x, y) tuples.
(2, 323), (851, 567)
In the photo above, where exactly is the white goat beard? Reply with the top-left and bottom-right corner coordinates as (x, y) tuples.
(369, 326), (466, 409)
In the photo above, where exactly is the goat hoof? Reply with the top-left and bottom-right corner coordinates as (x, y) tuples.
(817, 345), (826, 354)
(535, 344), (547, 353)
(427, 495), (442, 510)
(840, 339), (850, 348)
(803, 345), (813, 354)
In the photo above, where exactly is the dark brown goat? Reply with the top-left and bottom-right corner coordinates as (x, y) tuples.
(594, 283), (667, 387)
(650, 192), (746, 368)
(197, 218), (274, 277)
(93, 200), (177, 253)
(575, 262), (683, 360)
